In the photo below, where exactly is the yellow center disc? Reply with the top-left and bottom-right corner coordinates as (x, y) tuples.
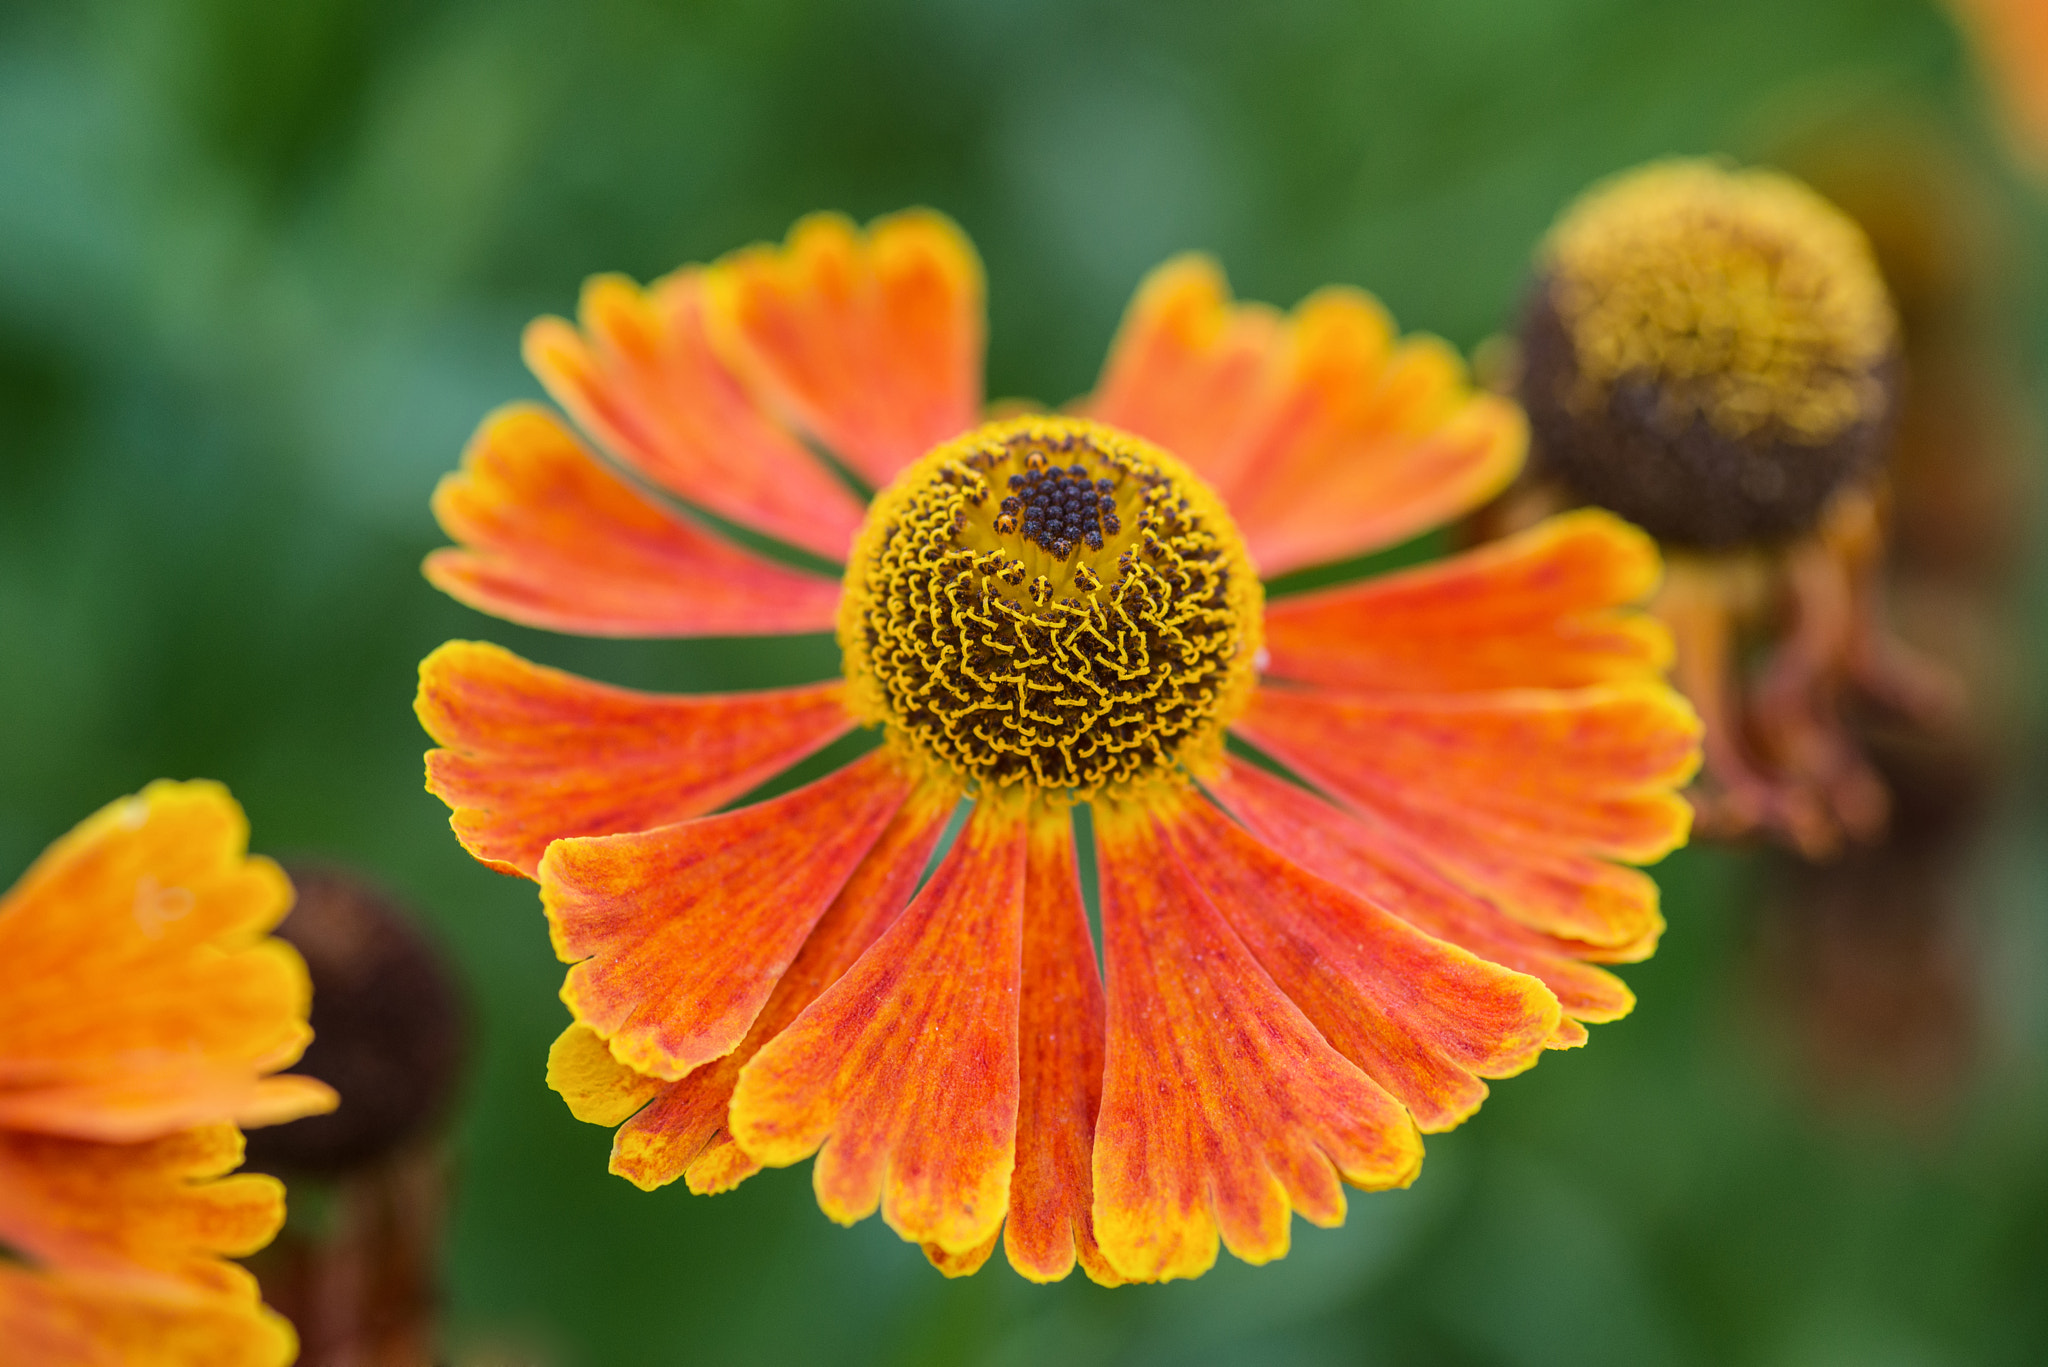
(839, 415), (1261, 797)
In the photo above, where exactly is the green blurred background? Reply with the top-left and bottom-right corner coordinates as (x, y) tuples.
(4, 0), (2047, 1362)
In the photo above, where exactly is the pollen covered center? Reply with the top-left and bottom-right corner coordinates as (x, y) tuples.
(1542, 159), (1897, 444)
(839, 415), (1261, 796)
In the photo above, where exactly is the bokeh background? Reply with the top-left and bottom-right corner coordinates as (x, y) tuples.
(4, 0), (2047, 1362)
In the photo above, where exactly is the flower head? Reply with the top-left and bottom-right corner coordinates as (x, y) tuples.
(1505, 162), (1955, 857)
(419, 210), (1701, 1282)
(1521, 159), (1900, 548)
(0, 781), (337, 1364)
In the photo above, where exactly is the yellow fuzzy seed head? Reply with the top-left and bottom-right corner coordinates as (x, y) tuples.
(1543, 159), (1897, 445)
(839, 415), (1261, 798)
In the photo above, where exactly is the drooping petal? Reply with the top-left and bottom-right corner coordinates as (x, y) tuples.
(1233, 683), (1698, 947)
(0, 1125), (280, 1297)
(417, 640), (854, 878)
(1004, 800), (1119, 1285)
(1203, 758), (1641, 1025)
(524, 269), (865, 560)
(728, 794), (1027, 1257)
(1159, 795), (1560, 1132)
(0, 1266), (296, 1367)
(1090, 795), (1423, 1284)
(598, 776), (959, 1193)
(1261, 510), (1669, 692)
(542, 750), (914, 1081)
(0, 783), (336, 1143)
(704, 210), (984, 487)
(424, 404), (842, 637)
(1084, 256), (1522, 575)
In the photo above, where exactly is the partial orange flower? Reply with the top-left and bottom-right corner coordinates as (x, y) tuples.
(0, 781), (337, 1364)
(1948, 0), (2048, 176)
(418, 210), (1701, 1283)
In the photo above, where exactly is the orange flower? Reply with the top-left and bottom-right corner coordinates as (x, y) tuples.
(1948, 0), (2048, 175)
(0, 782), (338, 1364)
(418, 211), (1701, 1283)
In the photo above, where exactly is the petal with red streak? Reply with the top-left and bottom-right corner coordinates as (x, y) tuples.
(1236, 682), (1699, 865)
(599, 777), (960, 1193)
(542, 750), (913, 1081)
(1090, 796), (1423, 1283)
(417, 640), (854, 878)
(1160, 795), (1559, 1133)
(728, 795), (1026, 1256)
(525, 270), (865, 560)
(1202, 758), (1641, 1024)
(424, 404), (842, 637)
(1004, 801), (1120, 1285)
(705, 210), (983, 488)
(0, 783), (335, 1143)
(1262, 509), (1669, 692)
(1084, 258), (1522, 575)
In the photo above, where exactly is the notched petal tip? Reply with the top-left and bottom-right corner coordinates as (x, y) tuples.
(728, 796), (1028, 1255)
(702, 207), (985, 487)
(1090, 798), (1424, 1283)
(417, 638), (854, 879)
(425, 403), (842, 639)
(542, 750), (914, 1082)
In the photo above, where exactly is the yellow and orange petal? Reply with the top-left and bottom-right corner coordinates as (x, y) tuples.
(1203, 758), (1639, 1029)
(0, 1266), (295, 1367)
(0, 781), (336, 1143)
(594, 773), (959, 1196)
(1085, 254), (1524, 576)
(543, 748), (916, 1082)
(1161, 793), (1559, 1133)
(525, 269), (868, 561)
(418, 640), (854, 878)
(704, 209), (985, 489)
(0, 1124), (280, 1299)
(729, 791), (1028, 1256)
(1004, 800), (1119, 1285)
(1261, 509), (1668, 692)
(1091, 796), (1424, 1282)
(426, 404), (842, 638)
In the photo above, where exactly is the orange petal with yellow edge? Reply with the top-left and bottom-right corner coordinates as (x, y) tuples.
(597, 776), (959, 1192)
(728, 795), (1026, 1256)
(1236, 683), (1700, 865)
(525, 269), (865, 560)
(543, 749), (913, 1082)
(1084, 255), (1285, 489)
(0, 782), (336, 1143)
(1090, 797), (1423, 1284)
(1159, 794), (1559, 1133)
(0, 1265), (296, 1367)
(704, 209), (983, 487)
(1262, 509), (1668, 692)
(1004, 801), (1120, 1285)
(425, 404), (842, 637)
(1085, 257), (1521, 575)
(1203, 759), (1640, 1023)
(418, 640), (854, 878)
(0, 1124), (280, 1297)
